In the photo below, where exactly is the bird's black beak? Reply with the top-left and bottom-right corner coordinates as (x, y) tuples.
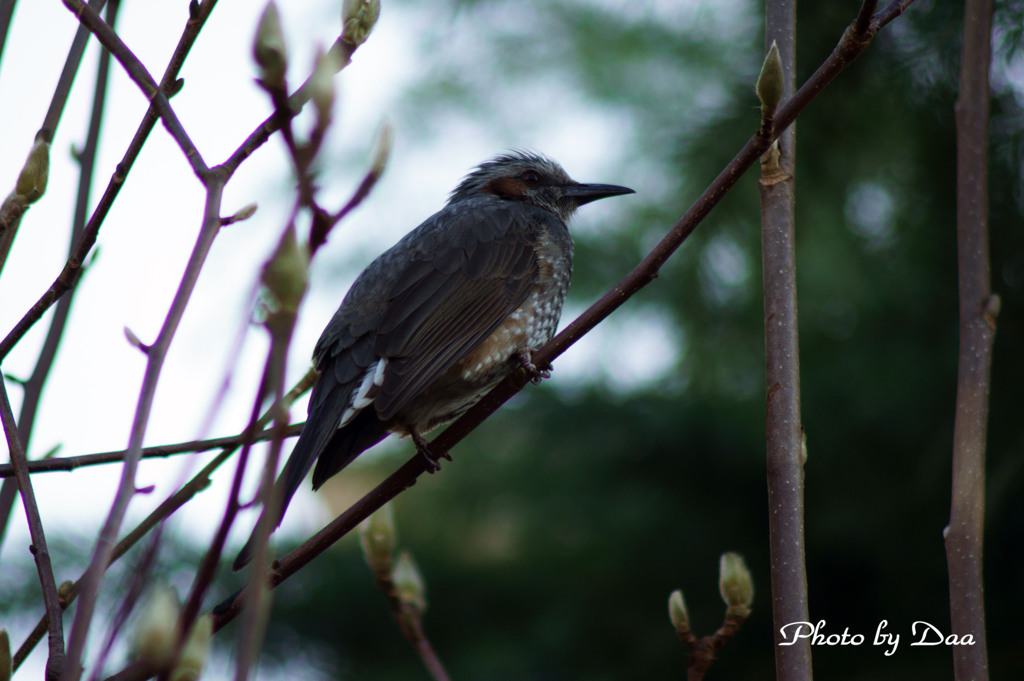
(563, 182), (635, 206)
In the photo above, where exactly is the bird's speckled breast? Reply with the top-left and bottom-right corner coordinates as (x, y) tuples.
(392, 225), (572, 434)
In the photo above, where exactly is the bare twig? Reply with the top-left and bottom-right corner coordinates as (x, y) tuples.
(0, 0), (119, 551)
(221, 36), (358, 176)
(673, 607), (750, 681)
(232, 308), (300, 681)
(0, 423), (304, 478)
(13, 370), (313, 672)
(946, 0), (995, 679)
(0, 380), (65, 681)
(875, 0), (914, 28)
(40, 0), (108, 137)
(62, 0), (209, 180)
(13, 446), (235, 672)
(853, 0), (879, 35)
(368, 555), (451, 681)
(62, 173), (228, 681)
(0, 0), (107, 272)
(0, 0), (217, 363)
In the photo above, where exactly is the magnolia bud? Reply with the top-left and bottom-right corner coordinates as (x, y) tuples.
(392, 550), (426, 616)
(756, 41), (784, 119)
(718, 552), (754, 612)
(261, 225), (309, 314)
(15, 138), (50, 204)
(370, 121), (393, 179)
(253, 1), (287, 89)
(359, 503), (397, 573)
(134, 585), (180, 669)
(342, 0), (380, 48)
(309, 48), (340, 126)
(224, 203), (258, 226)
(668, 589), (690, 633)
(170, 615), (212, 681)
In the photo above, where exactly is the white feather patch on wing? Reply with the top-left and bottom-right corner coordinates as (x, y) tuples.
(338, 358), (387, 428)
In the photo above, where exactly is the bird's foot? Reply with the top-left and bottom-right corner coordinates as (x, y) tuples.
(516, 350), (551, 385)
(411, 429), (448, 473)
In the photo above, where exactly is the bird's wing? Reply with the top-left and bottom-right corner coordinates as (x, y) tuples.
(371, 203), (544, 420)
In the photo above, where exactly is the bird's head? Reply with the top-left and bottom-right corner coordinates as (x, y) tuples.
(448, 151), (634, 222)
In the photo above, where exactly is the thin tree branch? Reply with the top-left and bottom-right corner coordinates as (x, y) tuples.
(946, 0), (995, 679)
(0, 0), (218, 363)
(0, 0), (119, 553)
(62, 0), (209, 180)
(13, 446), (235, 672)
(231, 312), (299, 681)
(41, 0), (108, 138)
(853, 0), (879, 35)
(13, 369), (313, 673)
(62, 172), (228, 681)
(0, 380), (65, 681)
(0, 0), (18, 66)
(366, 552), (451, 681)
(0, 423), (304, 478)
(875, 0), (914, 29)
(0, 0), (106, 272)
(221, 36), (358, 176)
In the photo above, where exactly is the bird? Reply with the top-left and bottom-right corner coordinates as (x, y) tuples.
(233, 151), (633, 569)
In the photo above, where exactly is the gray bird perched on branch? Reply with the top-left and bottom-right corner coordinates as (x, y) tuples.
(234, 151), (633, 569)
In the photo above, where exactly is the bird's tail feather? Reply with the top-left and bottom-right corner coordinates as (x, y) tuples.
(232, 408), (389, 571)
(312, 408), (389, 489)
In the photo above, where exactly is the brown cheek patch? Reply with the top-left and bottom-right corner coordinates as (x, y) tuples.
(484, 176), (526, 200)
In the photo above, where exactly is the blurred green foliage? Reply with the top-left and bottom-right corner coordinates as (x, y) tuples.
(250, 1), (1024, 679)
(232, 1), (1024, 679)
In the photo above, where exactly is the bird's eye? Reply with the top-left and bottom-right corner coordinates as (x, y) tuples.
(520, 170), (541, 184)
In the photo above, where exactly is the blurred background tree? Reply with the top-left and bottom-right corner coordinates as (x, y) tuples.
(237, 1), (1024, 679)
(2, 0), (1021, 679)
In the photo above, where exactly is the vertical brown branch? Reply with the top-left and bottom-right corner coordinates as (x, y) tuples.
(0, 381), (65, 681)
(62, 173), (228, 681)
(946, 0), (995, 679)
(760, 1), (812, 680)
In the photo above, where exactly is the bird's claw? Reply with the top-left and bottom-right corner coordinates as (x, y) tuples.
(516, 350), (551, 385)
(411, 429), (448, 472)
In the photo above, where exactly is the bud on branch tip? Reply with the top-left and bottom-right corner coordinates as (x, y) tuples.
(360, 502), (397, 572)
(668, 589), (690, 633)
(342, 0), (380, 48)
(254, 1), (287, 89)
(261, 225), (309, 314)
(134, 585), (179, 669)
(15, 138), (50, 204)
(392, 550), (427, 616)
(170, 616), (212, 681)
(718, 552), (754, 612)
(223, 202), (258, 226)
(310, 47), (342, 127)
(371, 121), (393, 178)
(756, 40), (783, 120)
